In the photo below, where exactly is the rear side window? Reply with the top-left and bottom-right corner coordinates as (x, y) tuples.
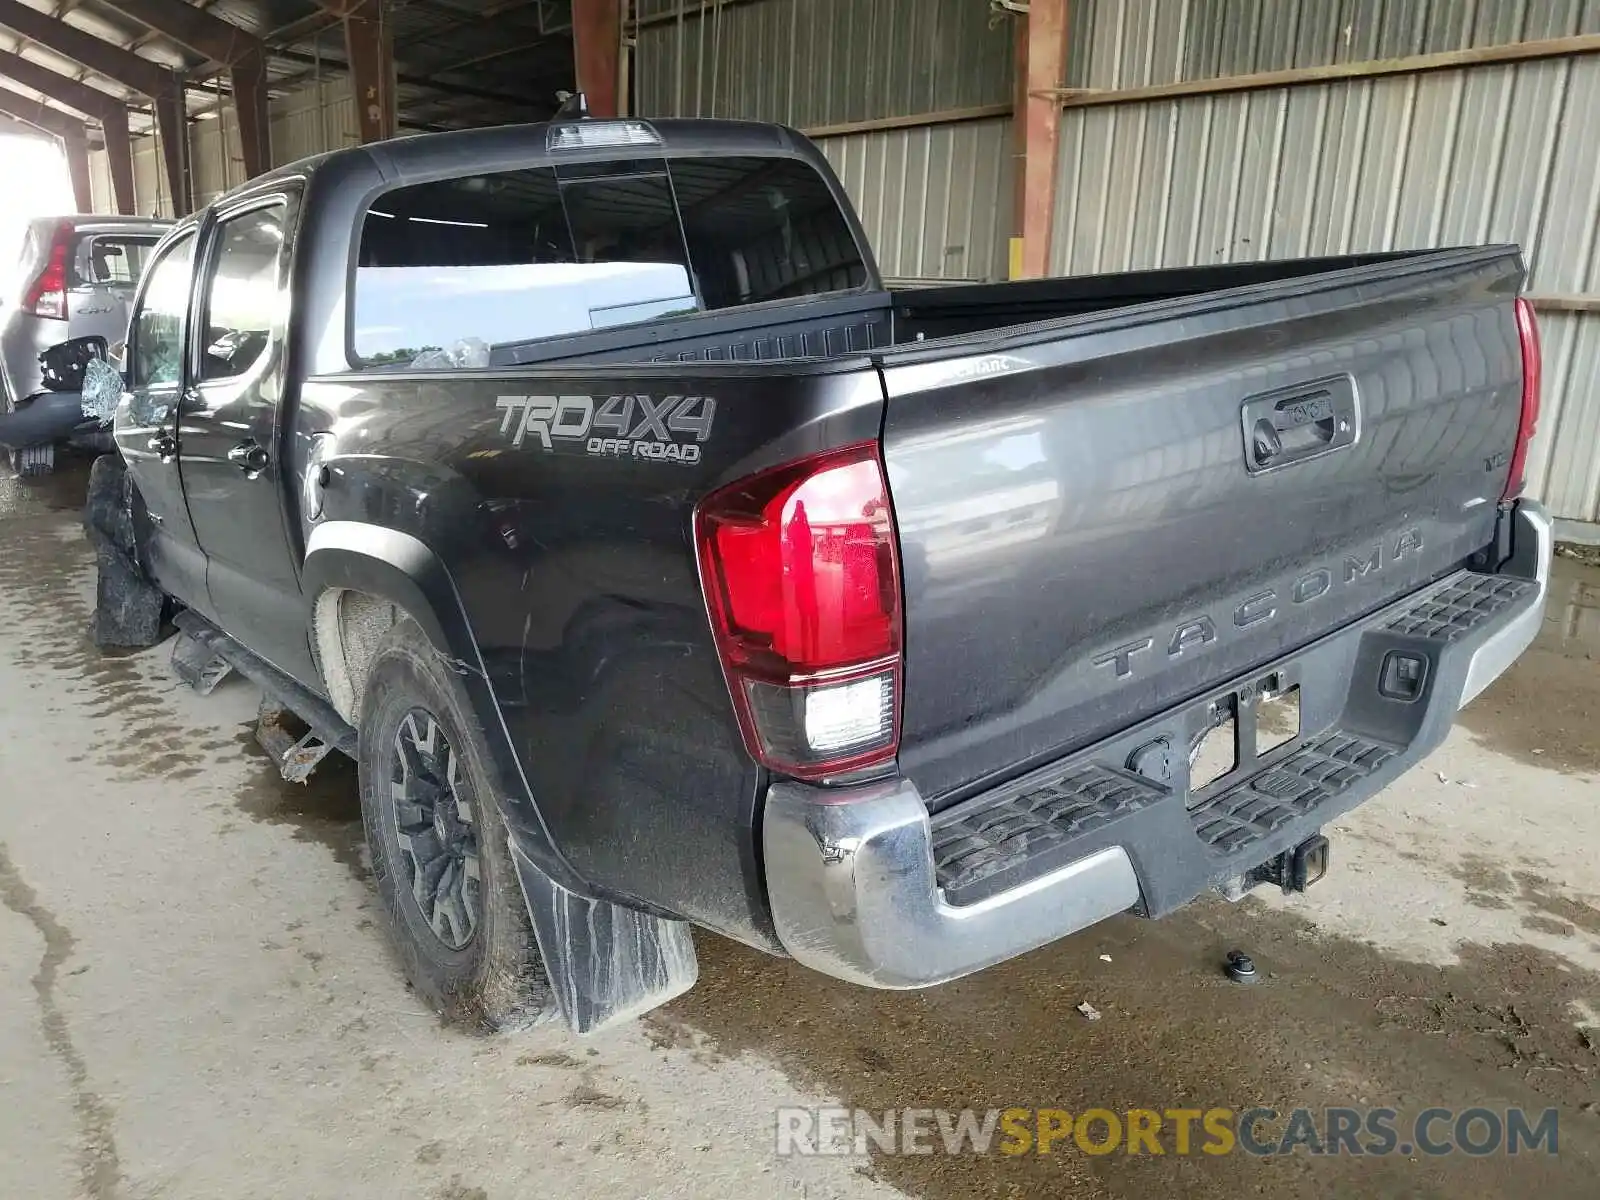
(352, 154), (866, 366)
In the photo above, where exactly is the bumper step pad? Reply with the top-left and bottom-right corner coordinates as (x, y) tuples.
(931, 764), (1165, 901)
(1187, 730), (1396, 854)
(1383, 573), (1535, 642)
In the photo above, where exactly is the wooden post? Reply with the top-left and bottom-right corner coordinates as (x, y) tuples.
(573, 0), (623, 117)
(1016, 0), (1067, 279)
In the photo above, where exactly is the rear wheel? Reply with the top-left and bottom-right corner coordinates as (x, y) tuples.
(357, 619), (550, 1031)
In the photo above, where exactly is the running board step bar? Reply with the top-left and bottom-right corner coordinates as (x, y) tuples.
(171, 611), (358, 781)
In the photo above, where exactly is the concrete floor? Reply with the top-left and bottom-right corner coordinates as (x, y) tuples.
(2, 460), (1597, 1200)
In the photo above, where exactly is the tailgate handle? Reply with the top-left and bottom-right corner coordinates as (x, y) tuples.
(1241, 375), (1358, 474)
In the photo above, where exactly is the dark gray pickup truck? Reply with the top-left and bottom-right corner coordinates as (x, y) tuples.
(63, 110), (1550, 1034)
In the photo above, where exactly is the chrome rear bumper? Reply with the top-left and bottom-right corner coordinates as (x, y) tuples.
(763, 500), (1552, 989)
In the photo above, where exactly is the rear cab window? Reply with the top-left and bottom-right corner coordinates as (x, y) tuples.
(351, 149), (867, 367)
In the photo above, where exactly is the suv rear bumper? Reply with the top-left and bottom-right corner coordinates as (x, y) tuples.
(763, 500), (1552, 989)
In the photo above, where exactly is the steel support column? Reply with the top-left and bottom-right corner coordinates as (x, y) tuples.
(337, 6), (395, 142)
(60, 128), (93, 211)
(1015, 0), (1067, 280)
(153, 82), (192, 215)
(101, 108), (136, 214)
(229, 51), (271, 175)
(572, 0), (621, 117)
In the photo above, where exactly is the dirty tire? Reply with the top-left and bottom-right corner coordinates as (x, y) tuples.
(358, 618), (551, 1032)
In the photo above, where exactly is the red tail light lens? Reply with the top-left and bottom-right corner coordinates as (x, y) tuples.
(695, 442), (903, 780)
(1504, 297), (1542, 501)
(22, 225), (70, 321)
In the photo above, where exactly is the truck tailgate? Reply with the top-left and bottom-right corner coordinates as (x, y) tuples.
(879, 247), (1526, 808)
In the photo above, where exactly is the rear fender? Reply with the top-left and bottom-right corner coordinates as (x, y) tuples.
(302, 520), (701, 1031)
(301, 521), (585, 895)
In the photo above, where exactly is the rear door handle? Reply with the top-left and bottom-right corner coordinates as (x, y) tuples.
(228, 439), (270, 479)
(1241, 374), (1359, 474)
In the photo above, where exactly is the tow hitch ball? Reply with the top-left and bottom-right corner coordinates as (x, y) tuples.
(1246, 833), (1331, 895)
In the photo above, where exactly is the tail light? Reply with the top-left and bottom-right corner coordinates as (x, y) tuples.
(1503, 297), (1542, 501)
(22, 224), (71, 320)
(695, 442), (903, 781)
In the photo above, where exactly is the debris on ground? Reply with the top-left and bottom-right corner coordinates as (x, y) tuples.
(1224, 950), (1260, 984)
(1099, 954), (1113, 963)
(1076, 1001), (1101, 1021)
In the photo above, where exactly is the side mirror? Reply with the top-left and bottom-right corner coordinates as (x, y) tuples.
(38, 335), (109, 392)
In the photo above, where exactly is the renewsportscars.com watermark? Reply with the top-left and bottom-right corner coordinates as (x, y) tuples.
(775, 1106), (1560, 1158)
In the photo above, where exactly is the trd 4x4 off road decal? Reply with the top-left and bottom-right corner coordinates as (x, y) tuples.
(496, 394), (716, 464)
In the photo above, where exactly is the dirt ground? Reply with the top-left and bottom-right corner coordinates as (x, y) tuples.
(2, 459), (1597, 1200)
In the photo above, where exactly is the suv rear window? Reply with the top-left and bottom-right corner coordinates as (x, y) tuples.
(352, 154), (867, 366)
(76, 235), (160, 287)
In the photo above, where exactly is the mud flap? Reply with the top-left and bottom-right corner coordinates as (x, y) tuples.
(82, 455), (164, 649)
(509, 838), (698, 1035)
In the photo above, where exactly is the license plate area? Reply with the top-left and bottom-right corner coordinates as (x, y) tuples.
(1186, 669), (1305, 808)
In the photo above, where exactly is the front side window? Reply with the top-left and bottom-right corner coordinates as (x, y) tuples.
(352, 152), (866, 366)
(199, 204), (286, 382)
(129, 232), (195, 390)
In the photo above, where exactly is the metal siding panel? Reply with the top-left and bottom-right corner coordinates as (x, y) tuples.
(1527, 312), (1600, 521)
(1348, 74), (1419, 251)
(815, 116), (1012, 283)
(1267, 85), (1328, 257)
(1437, 66), (1515, 243)
(1127, 101), (1178, 267)
(1232, 88), (1288, 260)
(1391, 70), (1465, 247)
(1193, 92), (1249, 260)
(1526, 56), (1600, 293)
(1166, 96), (1215, 265)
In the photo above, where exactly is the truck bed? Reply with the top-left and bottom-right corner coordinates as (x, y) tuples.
(487, 252), (1422, 368)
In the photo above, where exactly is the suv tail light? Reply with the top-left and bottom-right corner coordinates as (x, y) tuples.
(695, 442), (903, 781)
(22, 223), (71, 320)
(1503, 297), (1542, 501)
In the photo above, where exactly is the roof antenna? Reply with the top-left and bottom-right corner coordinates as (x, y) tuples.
(554, 91), (589, 120)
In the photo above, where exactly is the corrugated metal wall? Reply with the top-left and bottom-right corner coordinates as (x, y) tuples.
(1051, 50), (1600, 523)
(1067, 0), (1600, 88)
(817, 115), (1014, 281)
(634, 0), (1013, 124)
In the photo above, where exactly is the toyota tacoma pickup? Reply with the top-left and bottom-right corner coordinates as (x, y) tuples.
(64, 109), (1551, 1035)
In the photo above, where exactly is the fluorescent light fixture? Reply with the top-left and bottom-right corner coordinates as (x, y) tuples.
(409, 216), (489, 228)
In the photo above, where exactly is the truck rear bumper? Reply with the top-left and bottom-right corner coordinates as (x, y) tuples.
(763, 500), (1552, 989)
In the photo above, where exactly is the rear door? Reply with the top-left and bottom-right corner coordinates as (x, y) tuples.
(177, 195), (314, 684)
(879, 248), (1526, 806)
(115, 227), (209, 611)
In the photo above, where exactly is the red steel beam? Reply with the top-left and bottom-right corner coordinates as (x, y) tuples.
(1017, 0), (1067, 279)
(322, 2), (396, 143)
(572, 0), (620, 117)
